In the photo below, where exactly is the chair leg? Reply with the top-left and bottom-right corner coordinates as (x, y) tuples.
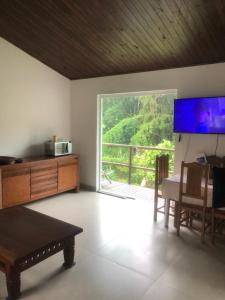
(190, 211), (193, 228)
(174, 201), (178, 228)
(201, 209), (206, 243)
(185, 210), (189, 227)
(177, 204), (181, 236)
(211, 210), (215, 245)
(164, 199), (170, 228)
(154, 195), (158, 222)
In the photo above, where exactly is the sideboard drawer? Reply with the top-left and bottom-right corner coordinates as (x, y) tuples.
(2, 168), (30, 178)
(31, 162), (57, 176)
(31, 163), (58, 200)
(58, 157), (78, 167)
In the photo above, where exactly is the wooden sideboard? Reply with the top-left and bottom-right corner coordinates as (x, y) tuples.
(0, 154), (79, 209)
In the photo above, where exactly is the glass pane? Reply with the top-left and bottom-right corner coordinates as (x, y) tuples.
(99, 91), (176, 199)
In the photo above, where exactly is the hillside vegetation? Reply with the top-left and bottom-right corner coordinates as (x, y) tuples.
(101, 93), (175, 187)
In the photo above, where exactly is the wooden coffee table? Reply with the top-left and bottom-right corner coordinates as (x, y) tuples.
(0, 206), (83, 299)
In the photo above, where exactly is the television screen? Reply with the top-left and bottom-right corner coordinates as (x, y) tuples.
(174, 97), (225, 134)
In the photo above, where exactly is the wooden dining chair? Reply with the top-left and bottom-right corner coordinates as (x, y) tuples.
(154, 154), (169, 221)
(176, 161), (210, 243)
(211, 167), (225, 244)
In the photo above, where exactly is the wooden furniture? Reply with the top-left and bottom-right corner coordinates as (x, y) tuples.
(206, 155), (224, 182)
(0, 206), (83, 299)
(162, 173), (213, 228)
(177, 162), (210, 243)
(211, 167), (225, 244)
(154, 154), (169, 221)
(0, 155), (79, 209)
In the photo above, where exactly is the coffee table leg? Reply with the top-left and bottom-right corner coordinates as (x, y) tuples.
(6, 266), (21, 300)
(63, 237), (75, 269)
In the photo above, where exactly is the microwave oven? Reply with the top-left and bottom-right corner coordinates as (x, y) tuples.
(45, 141), (72, 156)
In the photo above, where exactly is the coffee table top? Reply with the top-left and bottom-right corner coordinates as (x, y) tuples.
(0, 206), (83, 264)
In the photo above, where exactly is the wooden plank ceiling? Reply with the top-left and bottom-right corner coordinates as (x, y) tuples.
(1, 0), (225, 80)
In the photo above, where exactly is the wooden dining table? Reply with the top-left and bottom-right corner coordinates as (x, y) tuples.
(162, 174), (213, 227)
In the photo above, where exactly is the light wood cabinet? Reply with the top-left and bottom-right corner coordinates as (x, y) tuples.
(58, 156), (79, 192)
(0, 155), (79, 209)
(2, 168), (30, 208)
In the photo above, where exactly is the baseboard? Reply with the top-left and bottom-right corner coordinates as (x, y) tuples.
(80, 183), (96, 191)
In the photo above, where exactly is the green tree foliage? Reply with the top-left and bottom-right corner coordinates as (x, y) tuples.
(102, 95), (139, 133)
(101, 92), (176, 187)
(131, 114), (174, 146)
(103, 115), (142, 144)
(102, 93), (175, 146)
(102, 140), (175, 187)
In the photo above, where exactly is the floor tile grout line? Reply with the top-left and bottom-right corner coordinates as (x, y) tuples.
(73, 249), (156, 300)
(92, 251), (152, 280)
(136, 243), (189, 300)
(85, 234), (187, 282)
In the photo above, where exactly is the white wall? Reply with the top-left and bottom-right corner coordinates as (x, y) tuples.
(71, 63), (225, 188)
(0, 38), (71, 157)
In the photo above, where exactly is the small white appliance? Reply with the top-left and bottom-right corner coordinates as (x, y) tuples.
(45, 140), (72, 156)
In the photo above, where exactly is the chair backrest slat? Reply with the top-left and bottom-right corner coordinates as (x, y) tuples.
(155, 155), (169, 187)
(179, 162), (209, 207)
(186, 165), (204, 197)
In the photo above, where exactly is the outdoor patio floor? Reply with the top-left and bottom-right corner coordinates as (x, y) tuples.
(100, 180), (155, 200)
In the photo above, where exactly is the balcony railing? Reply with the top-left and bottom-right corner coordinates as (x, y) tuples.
(102, 143), (175, 186)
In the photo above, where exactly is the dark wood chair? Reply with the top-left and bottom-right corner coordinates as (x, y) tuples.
(211, 167), (225, 244)
(177, 161), (210, 243)
(154, 154), (169, 222)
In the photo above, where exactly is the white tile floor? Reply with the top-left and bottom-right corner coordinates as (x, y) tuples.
(1, 191), (225, 300)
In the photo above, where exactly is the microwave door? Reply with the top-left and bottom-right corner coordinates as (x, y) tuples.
(62, 143), (68, 154)
(65, 143), (68, 154)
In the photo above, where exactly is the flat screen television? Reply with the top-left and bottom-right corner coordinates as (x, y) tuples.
(174, 96), (225, 134)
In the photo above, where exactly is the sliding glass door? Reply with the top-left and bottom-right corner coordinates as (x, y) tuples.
(97, 90), (177, 200)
